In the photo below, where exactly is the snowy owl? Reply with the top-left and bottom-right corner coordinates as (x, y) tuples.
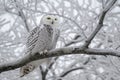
(20, 15), (60, 77)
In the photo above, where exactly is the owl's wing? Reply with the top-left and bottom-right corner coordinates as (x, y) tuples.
(20, 26), (44, 77)
(26, 26), (43, 53)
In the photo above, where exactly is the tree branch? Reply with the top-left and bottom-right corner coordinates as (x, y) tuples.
(14, 0), (30, 32)
(82, 0), (117, 49)
(40, 57), (58, 80)
(57, 57), (90, 80)
(60, 67), (85, 78)
(57, 66), (86, 80)
(0, 46), (120, 73)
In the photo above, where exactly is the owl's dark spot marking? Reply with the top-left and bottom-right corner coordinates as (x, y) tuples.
(47, 17), (51, 20)
(55, 18), (57, 20)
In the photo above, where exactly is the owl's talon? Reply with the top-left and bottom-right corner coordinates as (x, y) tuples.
(40, 50), (48, 55)
(44, 50), (48, 53)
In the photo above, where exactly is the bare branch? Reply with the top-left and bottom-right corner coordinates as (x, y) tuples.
(0, 46), (120, 73)
(65, 34), (83, 46)
(57, 57), (90, 80)
(13, 0), (30, 32)
(40, 57), (58, 80)
(60, 66), (85, 78)
(82, 0), (117, 49)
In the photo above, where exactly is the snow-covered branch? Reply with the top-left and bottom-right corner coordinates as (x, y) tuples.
(0, 46), (120, 73)
(82, 0), (117, 49)
(14, 0), (30, 32)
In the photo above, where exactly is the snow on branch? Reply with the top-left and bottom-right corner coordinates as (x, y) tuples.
(82, 0), (117, 49)
(13, 0), (30, 32)
(0, 46), (120, 73)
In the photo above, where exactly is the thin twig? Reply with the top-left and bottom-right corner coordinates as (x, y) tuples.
(13, 0), (30, 32)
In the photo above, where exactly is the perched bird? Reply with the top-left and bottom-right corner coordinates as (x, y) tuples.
(20, 15), (60, 77)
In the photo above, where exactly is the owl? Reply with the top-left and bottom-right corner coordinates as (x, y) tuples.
(20, 15), (60, 77)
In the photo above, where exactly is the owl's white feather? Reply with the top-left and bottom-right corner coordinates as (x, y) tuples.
(20, 15), (60, 77)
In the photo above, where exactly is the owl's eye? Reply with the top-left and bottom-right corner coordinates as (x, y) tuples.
(47, 17), (51, 20)
(55, 18), (57, 20)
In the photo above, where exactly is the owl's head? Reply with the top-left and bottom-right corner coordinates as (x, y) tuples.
(41, 15), (59, 27)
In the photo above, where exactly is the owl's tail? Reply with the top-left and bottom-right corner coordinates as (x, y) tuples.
(19, 59), (49, 77)
(20, 63), (35, 77)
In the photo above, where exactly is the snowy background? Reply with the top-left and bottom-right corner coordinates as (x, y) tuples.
(0, 0), (120, 80)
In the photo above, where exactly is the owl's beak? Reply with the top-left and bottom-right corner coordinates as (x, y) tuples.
(51, 21), (54, 24)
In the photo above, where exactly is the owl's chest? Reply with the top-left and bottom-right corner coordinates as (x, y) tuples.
(45, 26), (53, 38)
(38, 26), (53, 44)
